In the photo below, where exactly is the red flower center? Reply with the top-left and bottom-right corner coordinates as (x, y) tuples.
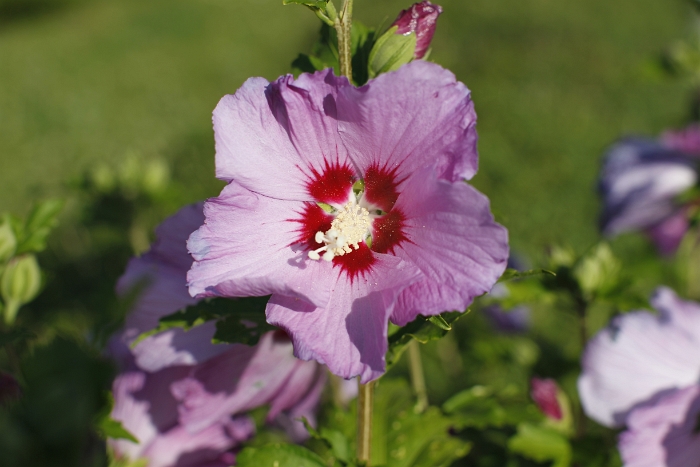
(292, 160), (410, 280)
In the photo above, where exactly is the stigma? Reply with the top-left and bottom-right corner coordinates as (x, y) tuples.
(308, 200), (372, 261)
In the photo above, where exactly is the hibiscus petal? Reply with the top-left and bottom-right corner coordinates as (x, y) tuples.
(266, 254), (421, 383)
(131, 322), (230, 373)
(109, 365), (191, 462)
(142, 416), (253, 467)
(651, 286), (700, 342)
(173, 332), (302, 433)
(646, 210), (690, 256)
(578, 291), (700, 427)
(389, 166), (509, 325)
(117, 203), (204, 342)
(213, 70), (353, 201)
(187, 181), (337, 307)
(337, 61), (478, 183)
(619, 385), (700, 467)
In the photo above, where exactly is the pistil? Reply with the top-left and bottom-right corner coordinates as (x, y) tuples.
(308, 199), (372, 261)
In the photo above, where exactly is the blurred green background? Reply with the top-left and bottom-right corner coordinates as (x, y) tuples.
(0, 0), (693, 258)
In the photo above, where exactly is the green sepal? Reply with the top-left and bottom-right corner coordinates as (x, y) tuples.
(302, 417), (351, 464)
(1, 254), (42, 324)
(367, 26), (416, 79)
(95, 393), (139, 443)
(508, 423), (572, 467)
(237, 443), (328, 467)
(386, 311), (466, 367)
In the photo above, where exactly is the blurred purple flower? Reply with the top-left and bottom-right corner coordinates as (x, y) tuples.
(110, 205), (326, 466)
(578, 287), (700, 466)
(530, 378), (562, 421)
(618, 384), (700, 467)
(483, 255), (530, 333)
(661, 123), (700, 155)
(391, 1), (443, 59)
(599, 134), (698, 255)
(186, 62), (508, 383)
(578, 287), (700, 427)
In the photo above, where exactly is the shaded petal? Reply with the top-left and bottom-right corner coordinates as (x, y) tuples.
(651, 286), (700, 341)
(578, 290), (700, 427)
(267, 254), (421, 382)
(646, 210), (690, 256)
(213, 70), (353, 201)
(338, 61), (478, 183)
(271, 364), (327, 443)
(118, 255), (197, 343)
(187, 181), (338, 307)
(619, 385), (700, 467)
(599, 139), (696, 236)
(390, 166), (509, 325)
(109, 364), (191, 462)
(131, 322), (230, 373)
(142, 416), (254, 467)
(173, 332), (303, 433)
(117, 204), (204, 343)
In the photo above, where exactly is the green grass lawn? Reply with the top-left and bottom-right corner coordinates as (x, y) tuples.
(0, 0), (692, 258)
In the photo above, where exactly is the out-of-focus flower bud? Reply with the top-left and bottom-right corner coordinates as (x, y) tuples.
(0, 371), (21, 406)
(1, 254), (41, 324)
(391, 1), (443, 59)
(0, 219), (17, 264)
(531, 378), (563, 420)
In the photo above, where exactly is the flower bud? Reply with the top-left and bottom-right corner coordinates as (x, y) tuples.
(0, 371), (21, 406)
(368, 26), (417, 78)
(530, 378), (563, 420)
(0, 219), (16, 264)
(391, 1), (443, 59)
(1, 254), (41, 324)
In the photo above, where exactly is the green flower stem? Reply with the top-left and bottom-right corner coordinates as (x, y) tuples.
(408, 340), (428, 413)
(334, 0), (353, 80)
(357, 378), (374, 465)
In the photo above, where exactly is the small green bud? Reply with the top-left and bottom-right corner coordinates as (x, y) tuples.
(368, 26), (417, 78)
(1, 255), (41, 324)
(0, 218), (17, 263)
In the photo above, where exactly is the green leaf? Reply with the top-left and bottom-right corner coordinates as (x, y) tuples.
(16, 200), (63, 254)
(498, 268), (556, 282)
(282, 0), (328, 7)
(292, 53), (333, 74)
(443, 386), (541, 430)
(0, 326), (36, 347)
(386, 311), (466, 367)
(508, 423), (572, 467)
(350, 21), (377, 85)
(97, 417), (138, 443)
(0, 216), (17, 263)
(372, 379), (471, 467)
(237, 443), (327, 467)
(132, 296), (274, 347)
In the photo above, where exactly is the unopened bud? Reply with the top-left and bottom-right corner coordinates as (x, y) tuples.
(391, 1), (443, 59)
(1, 254), (41, 324)
(368, 26), (417, 78)
(530, 378), (563, 420)
(0, 371), (21, 406)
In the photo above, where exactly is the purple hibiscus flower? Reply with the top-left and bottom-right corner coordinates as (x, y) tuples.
(578, 287), (700, 466)
(110, 205), (326, 466)
(599, 133), (698, 255)
(391, 1), (443, 59)
(186, 61), (509, 382)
